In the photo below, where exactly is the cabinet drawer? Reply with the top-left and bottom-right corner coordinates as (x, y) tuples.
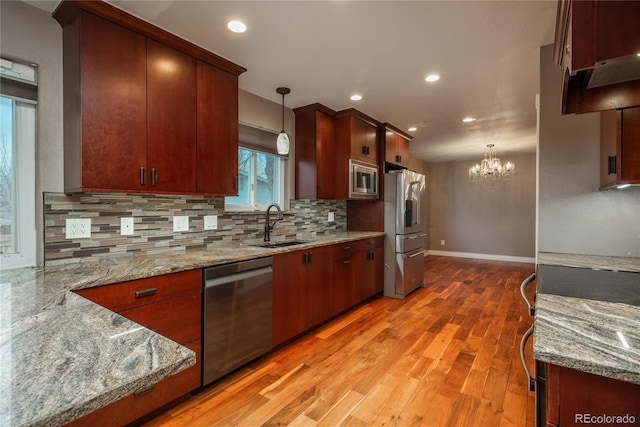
(67, 340), (201, 427)
(120, 293), (201, 344)
(76, 269), (201, 312)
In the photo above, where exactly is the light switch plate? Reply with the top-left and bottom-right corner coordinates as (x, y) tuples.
(121, 217), (134, 236)
(173, 216), (189, 232)
(65, 218), (91, 239)
(328, 211), (335, 222)
(203, 215), (218, 231)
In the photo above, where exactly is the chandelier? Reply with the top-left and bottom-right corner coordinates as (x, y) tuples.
(468, 144), (515, 182)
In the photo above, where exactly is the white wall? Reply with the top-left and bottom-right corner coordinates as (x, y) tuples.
(538, 44), (640, 257)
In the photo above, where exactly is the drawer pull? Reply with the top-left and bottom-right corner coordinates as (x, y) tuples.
(133, 383), (156, 397)
(343, 246), (351, 251)
(135, 288), (158, 298)
(343, 260), (351, 264)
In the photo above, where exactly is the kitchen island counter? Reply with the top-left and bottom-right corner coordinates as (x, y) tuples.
(1, 231), (383, 427)
(533, 252), (640, 385)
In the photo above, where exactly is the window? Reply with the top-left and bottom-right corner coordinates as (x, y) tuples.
(225, 123), (287, 211)
(1, 58), (37, 269)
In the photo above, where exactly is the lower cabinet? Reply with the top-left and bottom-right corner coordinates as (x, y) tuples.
(73, 270), (202, 426)
(272, 245), (334, 346)
(546, 364), (640, 427)
(272, 237), (384, 347)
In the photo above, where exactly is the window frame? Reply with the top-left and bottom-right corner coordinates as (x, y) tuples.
(224, 147), (288, 212)
(0, 95), (37, 269)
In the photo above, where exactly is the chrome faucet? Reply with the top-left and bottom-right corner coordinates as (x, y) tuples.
(264, 203), (284, 241)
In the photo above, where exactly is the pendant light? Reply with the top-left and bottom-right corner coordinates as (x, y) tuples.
(276, 87), (291, 155)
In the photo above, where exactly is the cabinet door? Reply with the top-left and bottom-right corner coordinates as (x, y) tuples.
(347, 116), (378, 164)
(273, 251), (310, 346)
(384, 131), (410, 167)
(621, 106), (640, 183)
(147, 40), (197, 193)
(76, 11), (147, 192)
(333, 254), (359, 314)
(358, 245), (383, 301)
(316, 110), (342, 199)
(272, 247), (333, 346)
(196, 61), (239, 195)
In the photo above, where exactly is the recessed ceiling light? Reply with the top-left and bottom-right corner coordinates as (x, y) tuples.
(408, 127), (417, 132)
(350, 94), (362, 101)
(462, 117), (477, 123)
(227, 20), (247, 33)
(425, 74), (440, 82)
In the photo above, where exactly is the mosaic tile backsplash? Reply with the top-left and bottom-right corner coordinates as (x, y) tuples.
(44, 193), (346, 263)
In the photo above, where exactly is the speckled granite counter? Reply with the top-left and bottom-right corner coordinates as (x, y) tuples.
(538, 251), (640, 273)
(534, 252), (640, 385)
(534, 294), (640, 385)
(0, 231), (383, 427)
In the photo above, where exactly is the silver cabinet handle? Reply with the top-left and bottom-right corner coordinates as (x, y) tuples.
(343, 260), (351, 264)
(140, 167), (146, 185)
(151, 168), (157, 186)
(520, 325), (535, 392)
(133, 383), (156, 397)
(135, 288), (157, 298)
(520, 273), (536, 316)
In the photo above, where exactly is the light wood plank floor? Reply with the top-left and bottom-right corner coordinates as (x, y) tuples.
(144, 256), (536, 427)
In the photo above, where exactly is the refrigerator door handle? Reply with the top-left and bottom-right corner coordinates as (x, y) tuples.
(408, 249), (427, 258)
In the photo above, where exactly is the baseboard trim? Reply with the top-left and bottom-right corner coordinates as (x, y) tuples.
(427, 250), (535, 264)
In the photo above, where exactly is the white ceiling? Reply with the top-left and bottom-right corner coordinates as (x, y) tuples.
(29, 0), (558, 163)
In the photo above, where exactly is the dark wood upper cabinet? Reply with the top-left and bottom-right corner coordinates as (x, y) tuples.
(294, 103), (345, 200)
(54, 0), (245, 195)
(146, 40), (197, 193)
(63, 10), (147, 192)
(382, 123), (412, 168)
(196, 62), (239, 195)
(600, 106), (640, 190)
(336, 109), (379, 165)
(554, 0), (640, 114)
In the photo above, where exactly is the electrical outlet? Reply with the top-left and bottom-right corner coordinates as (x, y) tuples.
(441, 239), (446, 246)
(173, 216), (189, 232)
(203, 215), (218, 231)
(121, 217), (134, 236)
(65, 218), (91, 239)
(328, 211), (335, 222)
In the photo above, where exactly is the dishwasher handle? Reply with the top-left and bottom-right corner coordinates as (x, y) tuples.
(205, 266), (272, 289)
(520, 273), (536, 316)
(520, 325), (536, 392)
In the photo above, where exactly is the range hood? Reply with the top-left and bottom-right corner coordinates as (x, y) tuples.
(587, 54), (640, 89)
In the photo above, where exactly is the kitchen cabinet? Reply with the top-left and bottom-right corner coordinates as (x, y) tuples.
(545, 364), (640, 427)
(333, 237), (384, 314)
(272, 245), (334, 346)
(294, 103), (345, 199)
(146, 40), (197, 193)
(382, 123), (412, 168)
(336, 109), (379, 165)
(73, 270), (202, 426)
(554, 0), (640, 114)
(600, 106), (640, 189)
(54, 0), (245, 195)
(196, 61), (240, 195)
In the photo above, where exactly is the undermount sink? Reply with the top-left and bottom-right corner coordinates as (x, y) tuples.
(254, 240), (309, 249)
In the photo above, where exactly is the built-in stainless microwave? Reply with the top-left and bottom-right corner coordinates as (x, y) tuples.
(349, 159), (378, 199)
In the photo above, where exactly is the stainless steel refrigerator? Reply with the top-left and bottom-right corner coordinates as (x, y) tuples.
(384, 169), (427, 299)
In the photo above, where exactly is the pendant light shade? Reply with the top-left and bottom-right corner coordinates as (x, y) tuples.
(276, 87), (290, 156)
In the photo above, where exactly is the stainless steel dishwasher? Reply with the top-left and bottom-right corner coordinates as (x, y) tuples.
(202, 256), (273, 386)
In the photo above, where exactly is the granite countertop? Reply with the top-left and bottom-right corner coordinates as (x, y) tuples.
(0, 231), (383, 427)
(533, 251), (640, 385)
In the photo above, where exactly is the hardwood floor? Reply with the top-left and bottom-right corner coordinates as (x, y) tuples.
(144, 256), (536, 427)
